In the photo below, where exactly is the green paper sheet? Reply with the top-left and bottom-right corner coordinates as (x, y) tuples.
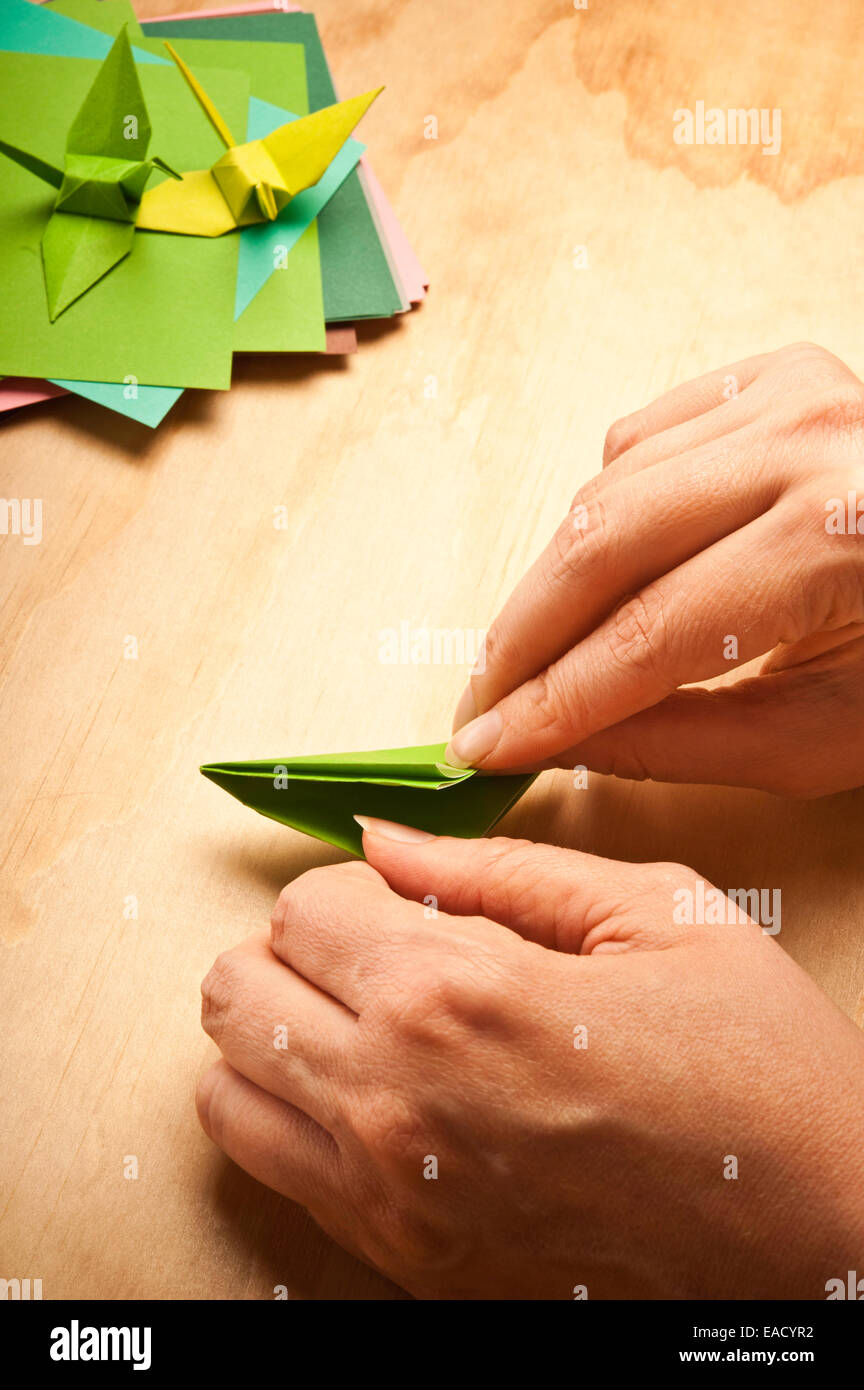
(143, 12), (406, 322)
(0, 0), (162, 64)
(48, 376), (183, 427)
(201, 743), (535, 859)
(45, 0), (145, 43)
(0, 51), (246, 388)
(136, 32), (327, 353)
(233, 219), (324, 351)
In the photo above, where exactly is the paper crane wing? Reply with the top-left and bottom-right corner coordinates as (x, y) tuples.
(200, 743), (535, 858)
(67, 26), (151, 160)
(138, 43), (382, 237)
(41, 210), (135, 320)
(261, 92), (382, 197)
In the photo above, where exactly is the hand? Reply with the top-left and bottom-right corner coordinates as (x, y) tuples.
(446, 342), (864, 796)
(196, 824), (864, 1299)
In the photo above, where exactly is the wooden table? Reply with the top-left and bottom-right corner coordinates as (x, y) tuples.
(2, 0), (863, 1300)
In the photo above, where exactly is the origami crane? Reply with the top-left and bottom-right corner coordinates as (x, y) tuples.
(137, 42), (383, 237)
(201, 744), (536, 858)
(0, 27), (178, 320)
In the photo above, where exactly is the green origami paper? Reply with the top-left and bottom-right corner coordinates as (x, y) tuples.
(0, 27), (179, 319)
(46, 0), (145, 44)
(201, 744), (535, 858)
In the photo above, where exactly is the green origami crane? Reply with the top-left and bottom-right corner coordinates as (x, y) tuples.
(0, 26), (178, 319)
(201, 743), (536, 858)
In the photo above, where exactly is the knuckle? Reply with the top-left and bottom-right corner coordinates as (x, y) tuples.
(651, 860), (703, 887)
(813, 382), (864, 432)
(195, 1065), (225, 1145)
(200, 951), (240, 1040)
(387, 956), (493, 1043)
(345, 1101), (468, 1279)
(350, 1089), (424, 1164)
(773, 342), (842, 381)
(546, 494), (614, 590)
(271, 863), (374, 947)
(789, 382), (864, 436)
(603, 415), (639, 464)
(475, 836), (544, 909)
(569, 473), (603, 511)
(515, 666), (589, 745)
(602, 738), (654, 783)
(604, 586), (672, 686)
(271, 866), (321, 926)
(778, 340), (826, 361)
(478, 621), (516, 687)
(270, 873), (322, 953)
(378, 1203), (461, 1277)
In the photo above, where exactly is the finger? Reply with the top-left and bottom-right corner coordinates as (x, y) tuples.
(761, 621), (864, 673)
(461, 430), (780, 724)
(448, 497), (847, 770)
(543, 644), (864, 795)
(592, 390), (760, 499)
(196, 1059), (342, 1207)
(601, 352), (768, 464)
(360, 828), (696, 954)
(201, 931), (356, 1128)
(271, 860), (434, 1013)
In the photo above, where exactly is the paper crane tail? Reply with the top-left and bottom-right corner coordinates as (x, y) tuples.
(0, 139), (63, 189)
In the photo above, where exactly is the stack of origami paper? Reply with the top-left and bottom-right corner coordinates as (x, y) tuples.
(0, 0), (427, 429)
(0, 3), (531, 853)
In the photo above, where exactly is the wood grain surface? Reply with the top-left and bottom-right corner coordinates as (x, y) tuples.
(1, 0), (863, 1300)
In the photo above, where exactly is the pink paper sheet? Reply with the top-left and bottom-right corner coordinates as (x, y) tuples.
(0, 379), (67, 415)
(146, 4), (301, 20)
(359, 157), (427, 304)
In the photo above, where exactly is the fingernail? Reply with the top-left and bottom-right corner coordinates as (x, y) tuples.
(353, 816), (436, 843)
(444, 707), (503, 769)
(452, 681), (476, 732)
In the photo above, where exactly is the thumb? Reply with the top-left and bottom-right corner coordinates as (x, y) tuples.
(553, 651), (864, 797)
(355, 825), (701, 955)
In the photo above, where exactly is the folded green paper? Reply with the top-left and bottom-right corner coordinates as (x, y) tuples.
(201, 743), (535, 858)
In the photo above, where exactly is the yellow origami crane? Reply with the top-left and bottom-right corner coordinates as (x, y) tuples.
(137, 43), (382, 237)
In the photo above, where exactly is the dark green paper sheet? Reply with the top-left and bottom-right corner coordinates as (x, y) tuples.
(0, 52), (246, 388)
(201, 744), (535, 859)
(143, 12), (406, 322)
